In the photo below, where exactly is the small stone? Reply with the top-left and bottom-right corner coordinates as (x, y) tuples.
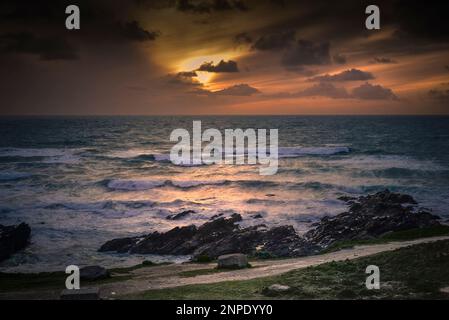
(60, 288), (100, 300)
(262, 284), (291, 296)
(217, 253), (248, 269)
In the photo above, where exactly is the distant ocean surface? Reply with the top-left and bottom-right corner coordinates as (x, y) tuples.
(1, 116), (449, 272)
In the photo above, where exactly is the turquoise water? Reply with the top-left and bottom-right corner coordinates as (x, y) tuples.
(1, 116), (449, 272)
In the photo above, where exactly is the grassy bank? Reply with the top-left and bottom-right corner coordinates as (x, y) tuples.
(0, 260), (166, 293)
(130, 239), (449, 300)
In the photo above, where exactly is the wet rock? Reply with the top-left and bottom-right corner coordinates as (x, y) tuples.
(100, 213), (318, 258)
(304, 190), (439, 249)
(337, 195), (357, 203)
(166, 210), (195, 220)
(262, 284), (291, 296)
(80, 266), (110, 281)
(0, 222), (31, 262)
(217, 253), (248, 269)
(99, 190), (442, 259)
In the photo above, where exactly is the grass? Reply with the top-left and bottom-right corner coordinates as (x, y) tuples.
(0, 260), (168, 293)
(130, 239), (449, 300)
(321, 225), (449, 253)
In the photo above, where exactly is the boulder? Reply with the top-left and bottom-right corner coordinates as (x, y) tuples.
(80, 266), (110, 281)
(217, 253), (248, 269)
(60, 288), (100, 300)
(0, 222), (31, 262)
(262, 284), (291, 296)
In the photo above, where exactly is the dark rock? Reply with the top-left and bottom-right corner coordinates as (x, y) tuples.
(304, 190), (439, 249)
(80, 266), (110, 281)
(99, 213), (318, 258)
(166, 210), (196, 220)
(99, 190), (442, 259)
(0, 222), (31, 262)
(217, 253), (248, 269)
(251, 214), (263, 219)
(337, 195), (357, 203)
(99, 236), (142, 253)
(209, 213), (223, 220)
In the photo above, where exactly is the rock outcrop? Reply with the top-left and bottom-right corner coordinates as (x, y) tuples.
(99, 190), (441, 259)
(0, 222), (31, 262)
(305, 190), (439, 248)
(100, 213), (319, 258)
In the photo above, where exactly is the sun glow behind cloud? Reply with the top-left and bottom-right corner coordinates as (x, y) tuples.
(178, 53), (238, 86)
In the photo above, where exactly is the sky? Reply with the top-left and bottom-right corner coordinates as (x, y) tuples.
(0, 0), (449, 115)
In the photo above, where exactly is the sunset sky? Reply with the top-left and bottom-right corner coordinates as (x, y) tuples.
(1, 0), (449, 115)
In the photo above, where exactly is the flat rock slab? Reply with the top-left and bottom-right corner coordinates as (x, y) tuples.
(60, 288), (100, 300)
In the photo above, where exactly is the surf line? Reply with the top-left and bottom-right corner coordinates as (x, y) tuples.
(169, 120), (278, 175)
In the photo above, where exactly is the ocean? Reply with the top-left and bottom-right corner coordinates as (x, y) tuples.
(1, 116), (449, 272)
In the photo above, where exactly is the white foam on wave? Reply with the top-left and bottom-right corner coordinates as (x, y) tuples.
(106, 178), (227, 191)
(278, 146), (350, 157)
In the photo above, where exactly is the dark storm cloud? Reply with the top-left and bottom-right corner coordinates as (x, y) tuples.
(0, 32), (78, 60)
(0, 1), (160, 59)
(118, 21), (160, 41)
(176, 0), (249, 14)
(269, 81), (398, 101)
(166, 72), (201, 87)
(394, 0), (449, 40)
(373, 57), (397, 64)
(178, 71), (198, 77)
(197, 60), (239, 72)
(281, 40), (331, 67)
(270, 82), (349, 99)
(351, 83), (398, 100)
(193, 83), (260, 96)
(251, 30), (295, 51)
(309, 69), (374, 82)
(299, 82), (349, 99)
(333, 54), (347, 65)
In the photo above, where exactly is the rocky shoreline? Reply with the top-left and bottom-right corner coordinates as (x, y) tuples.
(0, 222), (31, 262)
(99, 190), (442, 259)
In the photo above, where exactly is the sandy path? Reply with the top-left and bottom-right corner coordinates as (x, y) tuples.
(98, 235), (449, 299)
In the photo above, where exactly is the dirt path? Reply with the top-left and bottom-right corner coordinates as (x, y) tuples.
(97, 235), (449, 299)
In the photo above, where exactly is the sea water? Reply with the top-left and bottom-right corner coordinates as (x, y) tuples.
(1, 116), (448, 272)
